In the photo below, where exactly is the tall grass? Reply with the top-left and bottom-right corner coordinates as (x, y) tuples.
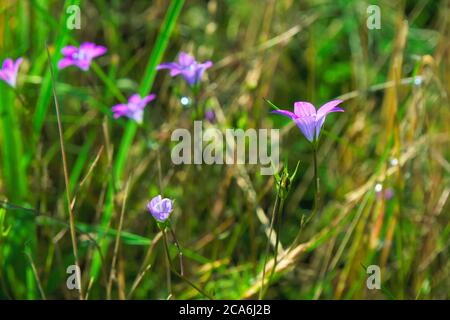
(0, 0), (448, 300)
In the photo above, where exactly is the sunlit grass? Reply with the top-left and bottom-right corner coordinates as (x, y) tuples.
(0, 0), (448, 300)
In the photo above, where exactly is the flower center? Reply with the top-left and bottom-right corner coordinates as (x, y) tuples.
(72, 50), (87, 61)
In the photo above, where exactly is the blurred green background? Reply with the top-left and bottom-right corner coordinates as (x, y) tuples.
(0, 0), (448, 299)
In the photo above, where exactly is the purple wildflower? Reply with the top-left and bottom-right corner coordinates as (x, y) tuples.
(58, 42), (107, 71)
(157, 52), (213, 86)
(0, 57), (23, 88)
(205, 109), (216, 123)
(147, 195), (174, 223)
(272, 100), (344, 142)
(111, 93), (155, 124)
(376, 185), (394, 200)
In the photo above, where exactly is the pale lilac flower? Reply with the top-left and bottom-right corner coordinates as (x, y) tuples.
(384, 188), (394, 200)
(205, 109), (216, 123)
(157, 52), (212, 86)
(58, 42), (107, 71)
(147, 195), (174, 222)
(0, 57), (23, 88)
(111, 93), (155, 124)
(376, 186), (394, 200)
(272, 100), (344, 142)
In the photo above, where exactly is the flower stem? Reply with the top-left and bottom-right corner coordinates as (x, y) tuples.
(168, 225), (184, 276)
(161, 229), (172, 298)
(161, 228), (213, 299)
(259, 186), (283, 300)
(191, 84), (202, 120)
(290, 145), (320, 248)
(312, 145), (320, 214)
(262, 196), (285, 299)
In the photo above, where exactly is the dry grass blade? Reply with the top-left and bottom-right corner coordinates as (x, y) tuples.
(107, 176), (132, 299)
(46, 43), (83, 300)
(24, 249), (46, 300)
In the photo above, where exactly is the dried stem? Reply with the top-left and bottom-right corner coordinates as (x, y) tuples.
(46, 44), (83, 300)
(107, 177), (131, 299)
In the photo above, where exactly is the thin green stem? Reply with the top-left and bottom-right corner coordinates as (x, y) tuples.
(162, 228), (212, 299)
(162, 229), (172, 298)
(46, 44), (83, 300)
(313, 145), (320, 210)
(259, 188), (281, 300)
(290, 145), (320, 249)
(263, 197), (285, 299)
(168, 226), (184, 276)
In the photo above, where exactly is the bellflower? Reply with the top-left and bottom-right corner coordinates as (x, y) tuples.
(147, 195), (174, 223)
(111, 93), (155, 124)
(272, 100), (344, 142)
(58, 42), (107, 71)
(205, 109), (216, 123)
(0, 57), (23, 88)
(157, 52), (212, 86)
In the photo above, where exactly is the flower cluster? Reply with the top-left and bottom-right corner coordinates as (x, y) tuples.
(3, 43), (213, 125)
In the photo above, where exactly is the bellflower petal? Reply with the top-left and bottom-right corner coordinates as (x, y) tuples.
(316, 99), (344, 118)
(61, 46), (78, 56)
(80, 42), (107, 59)
(315, 100), (344, 138)
(147, 195), (174, 222)
(157, 52), (213, 86)
(178, 52), (196, 66)
(0, 57), (23, 88)
(57, 58), (75, 69)
(111, 93), (156, 123)
(294, 101), (316, 117)
(294, 116), (316, 142)
(271, 99), (344, 143)
(58, 42), (107, 71)
(271, 109), (297, 119)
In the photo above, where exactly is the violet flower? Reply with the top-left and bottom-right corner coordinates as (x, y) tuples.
(58, 42), (107, 71)
(0, 57), (23, 88)
(205, 109), (216, 123)
(157, 52), (212, 86)
(147, 195), (174, 223)
(111, 93), (155, 124)
(272, 100), (344, 142)
(375, 185), (394, 200)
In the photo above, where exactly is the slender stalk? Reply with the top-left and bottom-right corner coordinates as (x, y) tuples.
(264, 198), (285, 298)
(162, 229), (172, 298)
(161, 228), (213, 299)
(169, 226), (184, 276)
(313, 145), (320, 211)
(259, 189), (280, 300)
(290, 145), (321, 249)
(24, 249), (46, 300)
(46, 44), (83, 300)
(107, 177), (131, 299)
(190, 84), (201, 120)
